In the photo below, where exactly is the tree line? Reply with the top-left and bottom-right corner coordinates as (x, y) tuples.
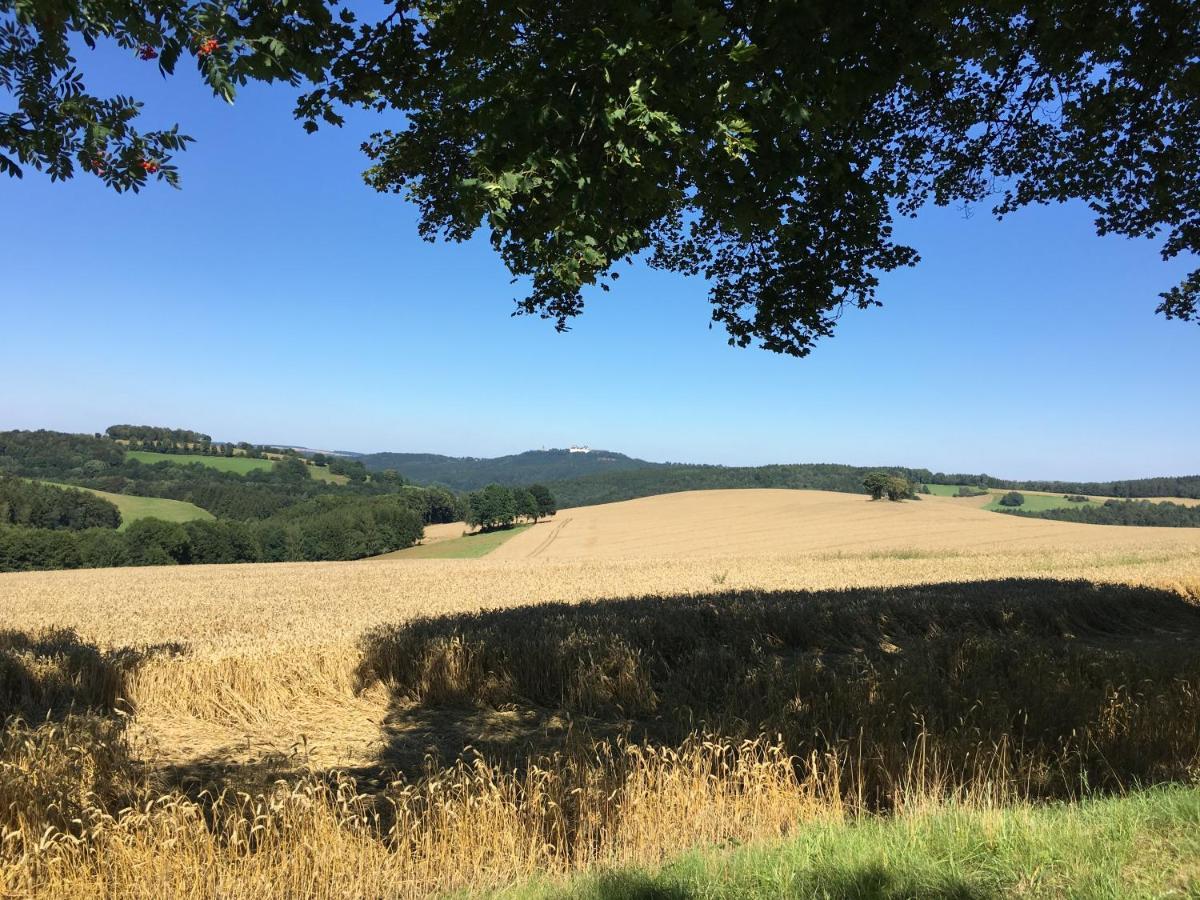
(106, 424), (213, 444)
(0, 477), (121, 530)
(465, 484), (557, 531)
(0, 493), (427, 572)
(999, 500), (1200, 528)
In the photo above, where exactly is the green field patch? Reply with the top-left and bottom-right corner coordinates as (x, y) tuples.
(307, 464), (349, 484)
(126, 449), (274, 474)
(984, 491), (1105, 513)
(126, 449), (342, 482)
(41, 482), (213, 529)
(374, 524), (531, 559)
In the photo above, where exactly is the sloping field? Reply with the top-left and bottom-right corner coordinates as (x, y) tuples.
(126, 449), (275, 474)
(41, 481), (214, 527)
(488, 489), (1200, 560)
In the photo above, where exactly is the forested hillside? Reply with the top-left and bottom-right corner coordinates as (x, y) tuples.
(0, 430), (461, 571)
(356, 448), (660, 490)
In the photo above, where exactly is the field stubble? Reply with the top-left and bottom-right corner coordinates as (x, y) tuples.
(2, 491), (1200, 896)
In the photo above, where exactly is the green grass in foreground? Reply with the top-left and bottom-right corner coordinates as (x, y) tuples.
(42, 482), (213, 528)
(376, 524), (531, 559)
(509, 786), (1200, 899)
(126, 449), (274, 474)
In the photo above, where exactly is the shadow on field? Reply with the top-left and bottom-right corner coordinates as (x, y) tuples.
(0, 627), (183, 720)
(355, 578), (1200, 803)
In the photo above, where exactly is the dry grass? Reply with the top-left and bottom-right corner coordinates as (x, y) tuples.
(2, 489), (1200, 896)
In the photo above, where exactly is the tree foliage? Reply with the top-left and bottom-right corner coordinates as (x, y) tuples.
(464, 483), (556, 530)
(106, 424), (211, 443)
(999, 491), (1026, 507)
(0, 493), (426, 571)
(1001, 499), (1200, 527)
(4, 1), (1197, 352)
(0, 476), (121, 530)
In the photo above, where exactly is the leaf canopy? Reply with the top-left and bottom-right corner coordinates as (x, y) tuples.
(3, 0), (1197, 353)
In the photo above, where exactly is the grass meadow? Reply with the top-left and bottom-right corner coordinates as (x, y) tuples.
(42, 481), (213, 527)
(126, 449), (275, 474)
(376, 524), (532, 559)
(2, 493), (1199, 896)
(126, 449), (346, 482)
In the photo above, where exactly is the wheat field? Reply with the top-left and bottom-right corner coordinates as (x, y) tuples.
(490, 489), (1200, 559)
(2, 489), (1200, 896)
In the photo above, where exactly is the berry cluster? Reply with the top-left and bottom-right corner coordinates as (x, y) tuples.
(137, 45), (158, 61)
(140, 159), (160, 174)
(197, 37), (219, 56)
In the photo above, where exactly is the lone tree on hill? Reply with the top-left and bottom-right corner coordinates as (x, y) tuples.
(999, 491), (1026, 507)
(864, 472), (916, 502)
(5, 1), (1198, 353)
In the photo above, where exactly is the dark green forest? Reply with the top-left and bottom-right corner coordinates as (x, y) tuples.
(1000, 500), (1200, 528)
(356, 448), (660, 491)
(0, 477), (121, 530)
(0, 493), (425, 571)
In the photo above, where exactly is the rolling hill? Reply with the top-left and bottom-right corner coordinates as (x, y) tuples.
(356, 448), (662, 490)
(487, 489), (1200, 560)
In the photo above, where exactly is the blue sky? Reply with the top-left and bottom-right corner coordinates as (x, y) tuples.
(3, 44), (1197, 480)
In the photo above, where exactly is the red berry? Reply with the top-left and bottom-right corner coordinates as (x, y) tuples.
(137, 45), (158, 61)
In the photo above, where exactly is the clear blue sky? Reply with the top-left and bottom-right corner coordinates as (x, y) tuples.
(3, 43), (1197, 481)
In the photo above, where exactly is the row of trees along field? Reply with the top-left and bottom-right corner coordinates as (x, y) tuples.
(465, 484), (557, 531)
(1000, 500), (1200, 528)
(0, 494), (426, 572)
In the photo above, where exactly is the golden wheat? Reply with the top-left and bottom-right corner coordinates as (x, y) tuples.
(2, 490), (1199, 896)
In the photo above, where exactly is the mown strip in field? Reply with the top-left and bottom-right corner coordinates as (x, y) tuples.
(41, 481), (213, 528)
(374, 524), (531, 559)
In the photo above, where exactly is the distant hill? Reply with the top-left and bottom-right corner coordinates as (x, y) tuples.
(544, 463), (939, 509)
(356, 448), (662, 491)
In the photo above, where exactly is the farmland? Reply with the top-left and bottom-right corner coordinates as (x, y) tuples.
(2, 490), (1199, 896)
(489, 489), (1200, 560)
(126, 449), (275, 474)
(375, 523), (531, 559)
(41, 481), (214, 527)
